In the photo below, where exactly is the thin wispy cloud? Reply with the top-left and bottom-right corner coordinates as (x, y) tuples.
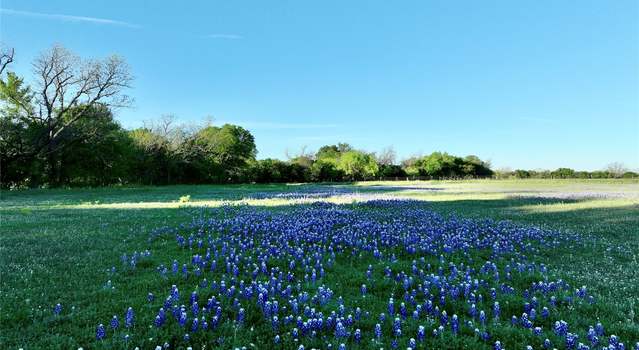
(518, 117), (558, 125)
(218, 121), (338, 130)
(0, 8), (141, 28)
(205, 34), (243, 40)
(293, 135), (370, 142)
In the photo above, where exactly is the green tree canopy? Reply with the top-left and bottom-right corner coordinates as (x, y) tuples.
(337, 150), (379, 181)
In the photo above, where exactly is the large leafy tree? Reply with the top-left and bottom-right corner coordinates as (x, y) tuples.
(56, 104), (134, 185)
(337, 150), (379, 181)
(192, 124), (257, 182)
(0, 71), (41, 185)
(0, 45), (132, 185)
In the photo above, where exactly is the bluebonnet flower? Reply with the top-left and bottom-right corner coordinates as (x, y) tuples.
(125, 307), (134, 328)
(554, 320), (568, 337)
(609, 335), (619, 347)
(393, 317), (402, 337)
(54, 303), (62, 316)
(529, 308), (537, 320)
(171, 260), (178, 274)
(441, 310), (448, 325)
(191, 318), (199, 332)
(521, 313), (533, 329)
(154, 315), (164, 328)
(179, 311), (188, 327)
(541, 307), (549, 319)
(451, 314), (459, 334)
(335, 322), (347, 338)
(110, 315), (119, 329)
(493, 302), (500, 319)
(191, 301), (199, 317)
(533, 326), (542, 336)
(587, 326), (598, 346)
(96, 324), (106, 340)
(375, 323), (382, 340)
(565, 333), (580, 349)
(596, 322), (604, 336)
(354, 328), (361, 343)
(417, 325), (425, 341)
(237, 308), (245, 324)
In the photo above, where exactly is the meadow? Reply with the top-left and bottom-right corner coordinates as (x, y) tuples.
(1, 179), (638, 349)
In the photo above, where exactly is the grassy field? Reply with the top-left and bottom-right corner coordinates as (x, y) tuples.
(1, 180), (638, 349)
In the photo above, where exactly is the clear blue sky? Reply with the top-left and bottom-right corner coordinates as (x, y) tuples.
(2, 0), (638, 170)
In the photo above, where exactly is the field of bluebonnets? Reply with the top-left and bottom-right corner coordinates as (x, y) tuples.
(1, 180), (638, 349)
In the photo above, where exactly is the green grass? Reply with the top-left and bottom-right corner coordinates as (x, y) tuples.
(1, 179), (638, 349)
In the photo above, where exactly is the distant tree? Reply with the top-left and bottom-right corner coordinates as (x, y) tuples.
(286, 146), (313, 182)
(379, 164), (406, 178)
(494, 168), (513, 179)
(316, 145), (341, 160)
(311, 159), (343, 182)
(128, 128), (174, 185)
(192, 124), (257, 182)
(310, 143), (354, 181)
(376, 146), (397, 166)
(514, 169), (531, 178)
(337, 150), (379, 181)
(622, 171), (639, 178)
(462, 155), (493, 177)
(253, 158), (285, 183)
(401, 156), (422, 177)
(551, 168), (575, 179)
(56, 105), (134, 185)
(337, 143), (353, 153)
(574, 171), (591, 179)
(590, 170), (610, 179)
(607, 162), (627, 178)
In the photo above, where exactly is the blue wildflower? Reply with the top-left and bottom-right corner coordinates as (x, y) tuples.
(96, 324), (106, 340)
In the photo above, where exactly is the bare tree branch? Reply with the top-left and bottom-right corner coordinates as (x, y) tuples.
(0, 47), (14, 75)
(27, 45), (133, 144)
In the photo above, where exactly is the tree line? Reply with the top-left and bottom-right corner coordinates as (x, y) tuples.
(494, 165), (638, 180)
(1, 45), (633, 188)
